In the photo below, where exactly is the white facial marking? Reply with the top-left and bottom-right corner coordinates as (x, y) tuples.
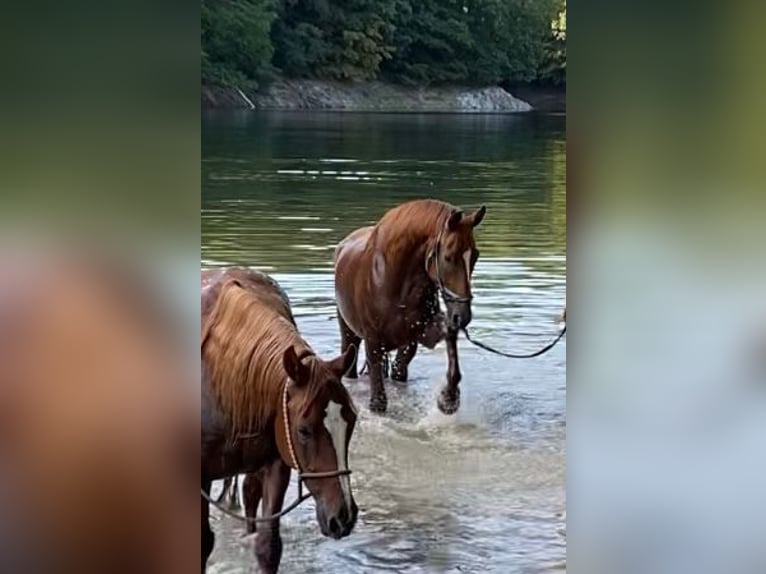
(463, 249), (472, 282)
(323, 400), (352, 508)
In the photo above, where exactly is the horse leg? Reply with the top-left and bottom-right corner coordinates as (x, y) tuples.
(391, 340), (417, 383)
(228, 474), (241, 509)
(437, 331), (462, 414)
(215, 476), (231, 504)
(202, 479), (214, 572)
(253, 460), (291, 574)
(338, 309), (361, 379)
(243, 472), (263, 535)
(365, 340), (387, 413)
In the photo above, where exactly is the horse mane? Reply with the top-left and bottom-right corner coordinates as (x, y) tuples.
(201, 279), (319, 437)
(373, 199), (455, 257)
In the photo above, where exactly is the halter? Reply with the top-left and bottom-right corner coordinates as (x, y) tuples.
(427, 223), (473, 304)
(425, 218), (566, 359)
(280, 381), (352, 492)
(201, 380), (352, 525)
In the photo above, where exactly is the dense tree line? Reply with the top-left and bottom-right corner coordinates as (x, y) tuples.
(202, 0), (566, 89)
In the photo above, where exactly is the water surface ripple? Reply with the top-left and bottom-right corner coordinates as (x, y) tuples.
(203, 111), (566, 574)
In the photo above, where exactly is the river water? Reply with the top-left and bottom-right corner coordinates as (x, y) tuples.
(202, 111), (566, 573)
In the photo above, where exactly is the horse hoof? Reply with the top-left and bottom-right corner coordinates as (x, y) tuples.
(437, 389), (460, 415)
(369, 394), (388, 413)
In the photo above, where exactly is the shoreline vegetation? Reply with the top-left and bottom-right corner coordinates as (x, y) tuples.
(202, 0), (566, 113)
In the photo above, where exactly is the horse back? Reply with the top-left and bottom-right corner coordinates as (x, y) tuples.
(202, 267), (295, 328)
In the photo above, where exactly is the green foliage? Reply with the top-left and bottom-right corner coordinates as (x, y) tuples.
(200, 0), (565, 88)
(382, 0), (473, 85)
(272, 0), (395, 81)
(202, 0), (276, 87)
(383, 0), (558, 86)
(465, 0), (557, 85)
(539, 0), (566, 85)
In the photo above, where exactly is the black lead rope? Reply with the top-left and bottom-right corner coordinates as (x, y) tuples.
(462, 324), (566, 358)
(202, 486), (312, 525)
(429, 220), (566, 359)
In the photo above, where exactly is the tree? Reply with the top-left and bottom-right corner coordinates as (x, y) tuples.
(272, 0), (396, 81)
(383, 0), (474, 85)
(200, 0), (566, 89)
(539, 0), (566, 85)
(202, 0), (276, 87)
(383, 0), (557, 86)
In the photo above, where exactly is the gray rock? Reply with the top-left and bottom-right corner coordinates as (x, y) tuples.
(203, 80), (534, 113)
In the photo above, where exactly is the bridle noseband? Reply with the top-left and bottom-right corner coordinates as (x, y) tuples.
(425, 220), (566, 358)
(427, 224), (473, 305)
(281, 381), (352, 487)
(201, 380), (353, 525)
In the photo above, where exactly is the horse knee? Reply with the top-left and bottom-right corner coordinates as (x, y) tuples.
(255, 530), (283, 574)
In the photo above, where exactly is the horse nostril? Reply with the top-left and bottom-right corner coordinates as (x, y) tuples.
(329, 516), (342, 538)
(328, 506), (350, 538)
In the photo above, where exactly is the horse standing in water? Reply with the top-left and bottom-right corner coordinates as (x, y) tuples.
(202, 268), (358, 573)
(334, 199), (486, 414)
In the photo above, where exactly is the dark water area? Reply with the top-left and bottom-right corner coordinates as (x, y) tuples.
(202, 111), (566, 573)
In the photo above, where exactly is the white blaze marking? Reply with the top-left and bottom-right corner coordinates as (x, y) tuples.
(323, 400), (352, 508)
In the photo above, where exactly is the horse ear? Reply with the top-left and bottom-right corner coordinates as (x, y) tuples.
(447, 210), (463, 231)
(283, 346), (309, 386)
(330, 345), (357, 378)
(471, 205), (486, 227)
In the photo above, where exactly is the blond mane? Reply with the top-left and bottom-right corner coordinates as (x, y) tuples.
(202, 279), (313, 437)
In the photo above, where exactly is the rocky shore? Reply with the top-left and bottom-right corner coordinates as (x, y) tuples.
(202, 79), (534, 113)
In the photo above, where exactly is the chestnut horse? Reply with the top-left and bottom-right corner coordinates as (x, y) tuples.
(335, 199), (486, 414)
(202, 268), (358, 573)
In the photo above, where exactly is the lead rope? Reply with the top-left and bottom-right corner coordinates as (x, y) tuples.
(462, 324), (566, 358)
(202, 383), (311, 525)
(430, 221), (566, 359)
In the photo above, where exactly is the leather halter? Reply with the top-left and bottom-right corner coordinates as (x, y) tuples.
(202, 379), (352, 525)
(426, 224), (473, 304)
(281, 381), (352, 496)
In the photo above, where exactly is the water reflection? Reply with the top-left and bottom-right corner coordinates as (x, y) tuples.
(203, 112), (566, 573)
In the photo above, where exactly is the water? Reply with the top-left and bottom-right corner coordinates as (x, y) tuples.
(202, 111), (566, 573)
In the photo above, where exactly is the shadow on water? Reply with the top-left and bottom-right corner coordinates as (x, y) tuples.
(203, 111), (566, 574)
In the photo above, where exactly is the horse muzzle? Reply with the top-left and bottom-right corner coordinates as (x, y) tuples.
(447, 303), (472, 331)
(317, 499), (358, 539)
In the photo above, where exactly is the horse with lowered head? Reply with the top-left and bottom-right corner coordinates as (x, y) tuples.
(202, 268), (358, 573)
(334, 199), (486, 414)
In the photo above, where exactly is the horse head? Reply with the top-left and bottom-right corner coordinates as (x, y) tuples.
(276, 345), (359, 539)
(426, 205), (486, 331)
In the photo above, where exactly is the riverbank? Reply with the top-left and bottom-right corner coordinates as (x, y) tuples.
(201, 79), (543, 113)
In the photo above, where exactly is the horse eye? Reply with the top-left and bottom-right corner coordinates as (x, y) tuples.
(298, 426), (312, 441)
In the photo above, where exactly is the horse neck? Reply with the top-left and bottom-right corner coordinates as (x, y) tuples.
(378, 224), (438, 298)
